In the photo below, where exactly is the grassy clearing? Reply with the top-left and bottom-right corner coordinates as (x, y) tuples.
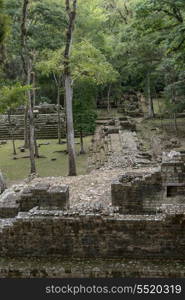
(0, 136), (92, 184)
(97, 108), (124, 119)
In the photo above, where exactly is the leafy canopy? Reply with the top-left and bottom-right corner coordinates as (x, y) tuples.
(0, 83), (31, 112)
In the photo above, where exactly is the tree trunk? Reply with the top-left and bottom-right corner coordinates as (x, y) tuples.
(24, 103), (29, 148)
(21, 0), (30, 149)
(80, 130), (85, 154)
(65, 75), (77, 175)
(27, 61), (36, 174)
(20, 0), (29, 76)
(8, 110), (16, 155)
(173, 113), (178, 135)
(171, 83), (178, 135)
(12, 137), (16, 156)
(53, 73), (62, 144)
(57, 83), (62, 144)
(64, 0), (77, 176)
(147, 71), (154, 118)
(31, 71), (36, 107)
(30, 71), (39, 157)
(155, 87), (164, 130)
(21, 0), (36, 173)
(34, 134), (39, 158)
(107, 84), (111, 113)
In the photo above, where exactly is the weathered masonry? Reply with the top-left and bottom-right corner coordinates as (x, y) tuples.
(0, 114), (65, 140)
(111, 151), (185, 214)
(0, 204), (185, 258)
(0, 152), (185, 260)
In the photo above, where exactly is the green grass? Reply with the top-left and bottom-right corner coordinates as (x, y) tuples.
(97, 108), (124, 119)
(0, 137), (92, 183)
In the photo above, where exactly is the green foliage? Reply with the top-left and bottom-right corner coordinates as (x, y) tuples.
(36, 48), (64, 77)
(37, 40), (118, 85)
(0, 0), (7, 44)
(0, 83), (31, 112)
(2, 0), (185, 115)
(72, 40), (118, 84)
(73, 80), (97, 135)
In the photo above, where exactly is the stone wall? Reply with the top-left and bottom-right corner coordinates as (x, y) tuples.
(88, 118), (137, 170)
(117, 92), (143, 117)
(161, 151), (185, 201)
(0, 182), (69, 218)
(0, 150), (185, 266)
(111, 151), (185, 214)
(0, 205), (185, 259)
(111, 171), (162, 214)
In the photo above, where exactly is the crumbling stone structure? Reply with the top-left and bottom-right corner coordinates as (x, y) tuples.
(117, 92), (143, 117)
(88, 117), (137, 170)
(0, 182), (69, 218)
(14, 103), (63, 115)
(0, 204), (185, 259)
(111, 170), (162, 214)
(0, 151), (185, 277)
(111, 151), (185, 214)
(0, 113), (65, 140)
(161, 151), (185, 200)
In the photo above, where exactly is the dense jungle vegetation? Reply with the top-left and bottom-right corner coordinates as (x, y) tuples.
(1, 0), (185, 176)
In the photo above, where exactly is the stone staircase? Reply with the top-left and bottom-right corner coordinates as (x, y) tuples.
(0, 114), (66, 140)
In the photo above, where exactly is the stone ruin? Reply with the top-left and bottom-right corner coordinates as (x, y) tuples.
(0, 151), (185, 276)
(14, 103), (63, 115)
(111, 150), (185, 214)
(0, 182), (69, 218)
(0, 112), (65, 140)
(161, 151), (185, 200)
(88, 116), (155, 171)
(111, 170), (162, 214)
(117, 92), (143, 117)
(88, 117), (137, 170)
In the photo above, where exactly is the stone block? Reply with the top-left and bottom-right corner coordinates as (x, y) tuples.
(111, 171), (162, 214)
(39, 185), (69, 210)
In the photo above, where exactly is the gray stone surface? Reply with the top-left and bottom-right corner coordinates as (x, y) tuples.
(0, 172), (6, 194)
(111, 171), (162, 214)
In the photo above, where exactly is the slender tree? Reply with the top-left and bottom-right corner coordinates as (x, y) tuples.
(21, 0), (36, 174)
(147, 71), (154, 118)
(64, 0), (77, 176)
(53, 72), (63, 144)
